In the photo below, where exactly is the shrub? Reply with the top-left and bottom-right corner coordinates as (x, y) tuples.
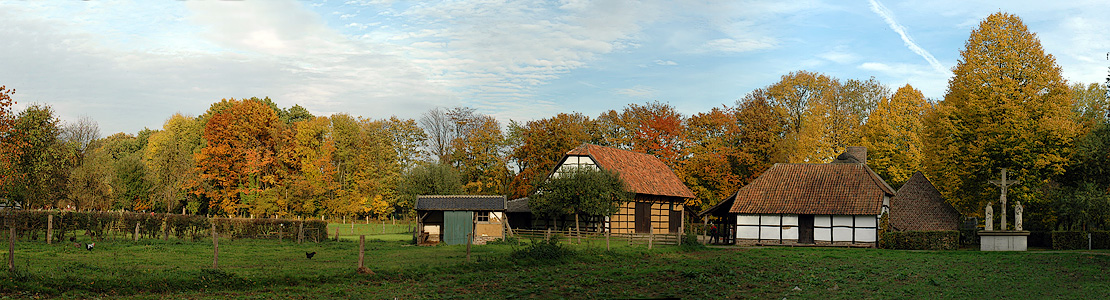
(879, 231), (959, 250)
(0, 210), (327, 242)
(511, 236), (575, 261)
(1052, 231), (1110, 250)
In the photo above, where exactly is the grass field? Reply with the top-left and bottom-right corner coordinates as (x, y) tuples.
(0, 230), (1107, 299)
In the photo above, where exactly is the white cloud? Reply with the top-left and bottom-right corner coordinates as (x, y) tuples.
(702, 38), (776, 53)
(615, 86), (658, 98)
(868, 0), (947, 74)
(654, 60), (678, 66)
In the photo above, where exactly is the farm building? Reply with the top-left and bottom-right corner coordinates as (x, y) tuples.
(533, 143), (695, 234)
(701, 147), (896, 246)
(888, 172), (960, 231)
(415, 195), (506, 245)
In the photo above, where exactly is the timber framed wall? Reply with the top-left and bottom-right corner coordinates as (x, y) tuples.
(609, 196), (684, 234)
(736, 214), (879, 244)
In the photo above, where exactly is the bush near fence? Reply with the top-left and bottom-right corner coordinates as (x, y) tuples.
(879, 231), (959, 250)
(0, 210), (327, 242)
(1051, 231), (1110, 250)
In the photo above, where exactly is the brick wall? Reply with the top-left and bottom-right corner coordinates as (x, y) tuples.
(890, 172), (961, 231)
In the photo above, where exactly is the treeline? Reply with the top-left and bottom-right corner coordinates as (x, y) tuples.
(0, 13), (1107, 231)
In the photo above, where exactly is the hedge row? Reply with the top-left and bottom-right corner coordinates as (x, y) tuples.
(0, 210), (328, 242)
(1051, 231), (1110, 250)
(879, 230), (959, 250)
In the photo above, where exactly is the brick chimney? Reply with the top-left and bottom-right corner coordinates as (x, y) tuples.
(846, 146), (867, 164)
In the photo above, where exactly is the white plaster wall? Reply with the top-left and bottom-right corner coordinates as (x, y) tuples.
(737, 226), (759, 239)
(737, 215), (760, 225)
(855, 215), (877, 228)
(760, 226), (780, 240)
(760, 215), (781, 226)
(855, 228), (877, 242)
(832, 215), (854, 227)
(814, 215), (832, 227)
(833, 227), (854, 242)
(815, 228), (832, 241)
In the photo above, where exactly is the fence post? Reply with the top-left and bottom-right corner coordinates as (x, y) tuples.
(649, 232), (654, 250)
(606, 231), (610, 251)
(466, 233), (472, 263)
(134, 222), (140, 242)
(162, 219), (168, 241)
(211, 222), (219, 269)
(358, 235), (365, 269)
(47, 215), (53, 244)
(298, 222), (304, 244)
(8, 227), (14, 271)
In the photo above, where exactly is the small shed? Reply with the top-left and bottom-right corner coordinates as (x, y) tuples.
(506, 197), (534, 230)
(889, 172), (960, 231)
(416, 195), (507, 245)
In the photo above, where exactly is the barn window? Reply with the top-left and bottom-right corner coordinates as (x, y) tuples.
(476, 211), (489, 222)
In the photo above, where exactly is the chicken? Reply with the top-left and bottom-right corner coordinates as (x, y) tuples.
(306, 251), (316, 259)
(86, 243), (95, 251)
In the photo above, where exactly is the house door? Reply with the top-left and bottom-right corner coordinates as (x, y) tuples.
(444, 211), (474, 245)
(799, 214), (815, 244)
(635, 202), (652, 233)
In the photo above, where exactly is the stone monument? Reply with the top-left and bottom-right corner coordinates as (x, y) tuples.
(984, 202), (993, 231)
(979, 168), (1030, 251)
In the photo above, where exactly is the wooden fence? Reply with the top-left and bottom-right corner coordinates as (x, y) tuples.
(513, 229), (682, 246)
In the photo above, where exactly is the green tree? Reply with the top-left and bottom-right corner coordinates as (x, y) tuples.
(1071, 82), (1108, 128)
(923, 12), (1079, 218)
(529, 167), (631, 233)
(145, 113), (205, 214)
(397, 162), (463, 216)
(2, 105), (77, 209)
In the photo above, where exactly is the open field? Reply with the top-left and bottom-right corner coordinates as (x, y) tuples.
(0, 233), (1107, 299)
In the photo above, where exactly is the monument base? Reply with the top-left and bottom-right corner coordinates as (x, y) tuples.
(978, 230), (1029, 251)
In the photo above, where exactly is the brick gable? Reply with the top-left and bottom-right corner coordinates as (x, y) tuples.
(889, 172), (960, 231)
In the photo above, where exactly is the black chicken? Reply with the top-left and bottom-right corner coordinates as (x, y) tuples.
(306, 251), (316, 259)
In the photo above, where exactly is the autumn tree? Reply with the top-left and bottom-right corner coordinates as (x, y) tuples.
(863, 84), (928, 188)
(507, 113), (601, 199)
(0, 86), (19, 193)
(1071, 82), (1108, 128)
(596, 101), (688, 170)
(145, 113), (206, 213)
(765, 71), (882, 163)
(923, 12), (1079, 219)
(450, 115), (511, 195)
(194, 98), (282, 216)
(420, 107), (457, 164)
(66, 138), (114, 211)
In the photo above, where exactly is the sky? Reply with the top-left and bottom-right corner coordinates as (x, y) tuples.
(1, 0), (1107, 136)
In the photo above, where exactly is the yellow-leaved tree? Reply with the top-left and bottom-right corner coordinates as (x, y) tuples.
(924, 12), (1079, 220)
(863, 84), (928, 188)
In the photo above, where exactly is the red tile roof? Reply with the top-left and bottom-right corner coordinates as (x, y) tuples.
(728, 163), (895, 215)
(564, 144), (695, 199)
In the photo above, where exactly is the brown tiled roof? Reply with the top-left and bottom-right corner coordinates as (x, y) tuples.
(564, 144), (695, 199)
(728, 163), (895, 215)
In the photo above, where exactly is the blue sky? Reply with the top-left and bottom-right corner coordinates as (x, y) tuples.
(1, 0), (1107, 135)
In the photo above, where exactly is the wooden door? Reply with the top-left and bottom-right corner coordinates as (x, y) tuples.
(669, 209), (682, 233)
(635, 202), (652, 233)
(799, 214), (814, 244)
(444, 211), (474, 245)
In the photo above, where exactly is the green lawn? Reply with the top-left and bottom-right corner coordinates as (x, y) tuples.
(325, 221), (416, 242)
(0, 236), (1107, 299)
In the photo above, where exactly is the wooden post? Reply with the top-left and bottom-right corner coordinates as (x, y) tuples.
(335, 227), (340, 241)
(162, 219), (168, 241)
(134, 222), (140, 242)
(46, 215), (53, 244)
(606, 231), (610, 251)
(298, 222), (304, 244)
(649, 232), (654, 250)
(381, 219), (385, 234)
(8, 227), (14, 271)
(279, 224), (283, 242)
(466, 233), (472, 263)
(575, 214), (581, 244)
(350, 222), (354, 234)
(211, 222), (219, 269)
(358, 235), (365, 269)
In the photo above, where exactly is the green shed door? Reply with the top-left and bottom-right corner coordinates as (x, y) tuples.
(443, 211), (474, 245)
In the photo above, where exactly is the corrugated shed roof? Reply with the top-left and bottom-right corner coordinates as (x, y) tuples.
(506, 197), (531, 213)
(564, 144), (695, 199)
(416, 195), (506, 211)
(729, 163), (895, 215)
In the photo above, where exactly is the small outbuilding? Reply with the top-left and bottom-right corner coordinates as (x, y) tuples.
(415, 195), (506, 245)
(888, 172), (960, 231)
(703, 147), (895, 246)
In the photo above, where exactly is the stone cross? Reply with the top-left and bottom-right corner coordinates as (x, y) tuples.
(988, 168), (1019, 230)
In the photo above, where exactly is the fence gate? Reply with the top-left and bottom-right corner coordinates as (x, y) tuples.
(443, 211), (474, 245)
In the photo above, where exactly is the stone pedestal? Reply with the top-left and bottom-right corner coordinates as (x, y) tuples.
(978, 230), (1029, 251)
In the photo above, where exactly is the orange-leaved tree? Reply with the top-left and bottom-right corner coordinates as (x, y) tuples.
(194, 98), (282, 216)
